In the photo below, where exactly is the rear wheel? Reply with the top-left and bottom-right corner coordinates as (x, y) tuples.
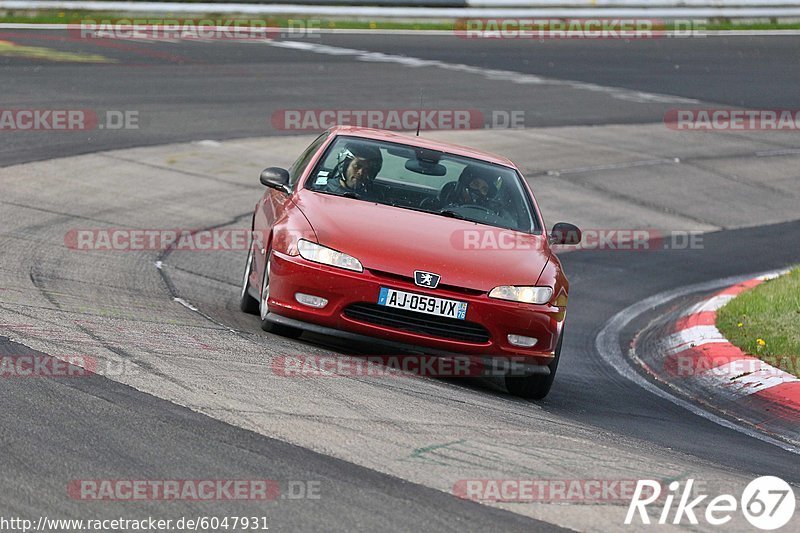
(259, 250), (303, 338)
(239, 245), (260, 314)
(504, 328), (563, 399)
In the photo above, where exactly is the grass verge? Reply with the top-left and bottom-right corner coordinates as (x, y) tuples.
(3, 11), (800, 31)
(0, 11), (449, 29)
(717, 267), (800, 378)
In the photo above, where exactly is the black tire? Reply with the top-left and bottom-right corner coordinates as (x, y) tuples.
(504, 328), (564, 399)
(240, 245), (260, 314)
(259, 250), (303, 339)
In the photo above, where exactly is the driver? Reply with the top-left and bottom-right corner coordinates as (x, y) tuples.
(450, 164), (503, 212)
(326, 142), (384, 200)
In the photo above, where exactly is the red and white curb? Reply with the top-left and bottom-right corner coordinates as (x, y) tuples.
(659, 272), (800, 418)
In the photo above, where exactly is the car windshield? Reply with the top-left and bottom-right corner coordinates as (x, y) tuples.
(305, 136), (539, 233)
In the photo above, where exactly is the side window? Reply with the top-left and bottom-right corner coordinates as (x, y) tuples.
(289, 132), (329, 186)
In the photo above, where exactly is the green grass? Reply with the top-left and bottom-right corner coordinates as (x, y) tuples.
(3, 11), (800, 31)
(0, 11), (450, 29)
(717, 267), (800, 378)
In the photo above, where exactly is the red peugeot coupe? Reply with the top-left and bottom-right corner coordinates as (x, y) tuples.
(240, 126), (580, 398)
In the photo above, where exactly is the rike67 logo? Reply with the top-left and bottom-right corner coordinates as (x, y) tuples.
(626, 477), (796, 530)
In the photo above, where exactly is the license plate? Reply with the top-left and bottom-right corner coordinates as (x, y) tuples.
(377, 287), (468, 320)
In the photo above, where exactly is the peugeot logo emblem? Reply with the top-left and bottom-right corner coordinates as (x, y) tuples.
(414, 271), (441, 289)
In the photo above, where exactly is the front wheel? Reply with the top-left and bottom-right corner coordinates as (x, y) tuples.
(240, 244), (260, 314)
(504, 328), (563, 399)
(259, 250), (303, 338)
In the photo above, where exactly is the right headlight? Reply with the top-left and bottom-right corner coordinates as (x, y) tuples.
(489, 286), (553, 305)
(297, 240), (363, 272)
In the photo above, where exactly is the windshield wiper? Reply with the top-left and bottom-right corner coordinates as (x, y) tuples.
(437, 209), (466, 220)
(388, 203), (428, 213)
(377, 203), (468, 221)
(341, 191), (361, 199)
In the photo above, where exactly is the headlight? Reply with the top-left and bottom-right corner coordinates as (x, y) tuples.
(297, 240), (363, 272)
(489, 286), (553, 304)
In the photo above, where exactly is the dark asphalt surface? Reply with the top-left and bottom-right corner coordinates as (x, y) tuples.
(321, 33), (800, 109)
(0, 340), (556, 532)
(551, 219), (800, 475)
(2, 31), (800, 166)
(1, 29), (799, 531)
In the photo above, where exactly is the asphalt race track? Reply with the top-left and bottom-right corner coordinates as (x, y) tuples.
(1, 29), (800, 531)
(2, 31), (800, 165)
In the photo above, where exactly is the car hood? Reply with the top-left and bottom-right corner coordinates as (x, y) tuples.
(295, 191), (551, 292)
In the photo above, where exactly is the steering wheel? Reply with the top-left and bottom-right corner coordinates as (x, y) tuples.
(419, 197), (439, 210)
(457, 203), (497, 216)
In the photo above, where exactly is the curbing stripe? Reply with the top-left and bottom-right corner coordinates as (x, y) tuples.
(598, 270), (800, 454)
(757, 383), (800, 412)
(679, 294), (734, 316)
(663, 344), (750, 376)
(699, 361), (798, 398)
(662, 325), (726, 355)
(717, 277), (763, 296)
(673, 310), (716, 331)
(661, 275), (800, 416)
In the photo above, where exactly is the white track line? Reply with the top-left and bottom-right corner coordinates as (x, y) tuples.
(267, 40), (699, 104)
(2, 21), (700, 104)
(595, 268), (800, 455)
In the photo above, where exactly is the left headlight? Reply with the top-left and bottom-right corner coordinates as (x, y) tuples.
(489, 286), (553, 304)
(297, 240), (363, 272)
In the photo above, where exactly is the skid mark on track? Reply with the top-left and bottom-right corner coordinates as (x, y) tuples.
(27, 265), (195, 391)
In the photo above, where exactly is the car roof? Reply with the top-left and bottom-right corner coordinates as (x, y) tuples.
(325, 126), (518, 168)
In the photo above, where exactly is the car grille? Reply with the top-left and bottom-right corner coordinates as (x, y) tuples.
(367, 269), (484, 296)
(343, 303), (491, 343)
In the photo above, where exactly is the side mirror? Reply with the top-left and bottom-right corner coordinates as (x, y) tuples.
(259, 167), (291, 194)
(550, 222), (581, 246)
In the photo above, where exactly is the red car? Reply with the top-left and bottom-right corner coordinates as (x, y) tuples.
(240, 126), (580, 398)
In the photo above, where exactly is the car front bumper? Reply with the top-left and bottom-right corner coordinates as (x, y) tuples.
(266, 250), (565, 365)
